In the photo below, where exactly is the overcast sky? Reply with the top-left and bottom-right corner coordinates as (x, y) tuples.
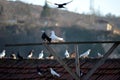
(9, 0), (120, 16)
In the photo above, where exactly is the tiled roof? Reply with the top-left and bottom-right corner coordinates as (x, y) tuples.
(0, 58), (120, 80)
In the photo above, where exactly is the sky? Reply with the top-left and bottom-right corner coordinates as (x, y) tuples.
(9, 0), (120, 16)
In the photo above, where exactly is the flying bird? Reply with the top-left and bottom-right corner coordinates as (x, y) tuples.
(47, 0), (73, 8)
(27, 50), (34, 59)
(41, 31), (51, 43)
(64, 49), (70, 58)
(37, 67), (42, 76)
(38, 50), (44, 59)
(50, 30), (64, 42)
(80, 49), (91, 58)
(50, 68), (60, 77)
(0, 50), (6, 58)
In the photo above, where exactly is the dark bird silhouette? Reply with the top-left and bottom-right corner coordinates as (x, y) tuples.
(41, 31), (51, 43)
(48, 0), (73, 8)
(17, 52), (23, 59)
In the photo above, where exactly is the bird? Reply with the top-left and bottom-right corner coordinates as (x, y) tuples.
(27, 50), (34, 59)
(70, 51), (76, 58)
(80, 70), (83, 76)
(38, 50), (44, 59)
(80, 49), (91, 58)
(50, 68), (60, 77)
(37, 67), (43, 76)
(46, 54), (54, 59)
(47, 0), (73, 8)
(64, 49), (70, 58)
(50, 30), (64, 42)
(0, 50), (6, 58)
(41, 31), (51, 43)
(97, 53), (103, 58)
(10, 53), (16, 59)
(17, 52), (24, 59)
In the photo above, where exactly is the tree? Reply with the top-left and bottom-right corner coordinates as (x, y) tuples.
(105, 13), (116, 18)
(0, 5), (3, 15)
(41, 0), (51, 18)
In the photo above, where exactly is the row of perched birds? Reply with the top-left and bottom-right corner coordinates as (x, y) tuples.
(0, 49), (103, 59)
(0, 49), (53, 59)
(0, 31), (103, 59)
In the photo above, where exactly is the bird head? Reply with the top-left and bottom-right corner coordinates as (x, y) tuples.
(88, 49), (91, 52)
(41, 30), (45, 33)
(3, 50), (5, 53)
(41, 50), (43, 53)
(51, 31), (55, 34)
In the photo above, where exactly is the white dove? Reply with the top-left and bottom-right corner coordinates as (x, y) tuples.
(38, 50), (44, 59)
(97, 53), (103, 58)
(80, 49), (91, 58)
(50, 68), (60, 77)
(50, 31), (64, 42)
(0, 50), (6, 58)
(64, 49), (70, 58)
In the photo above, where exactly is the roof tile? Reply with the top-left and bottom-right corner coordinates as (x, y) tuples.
(0, 58), (120, 80)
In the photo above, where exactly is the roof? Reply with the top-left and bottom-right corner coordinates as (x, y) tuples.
(0, 58), (120, 80)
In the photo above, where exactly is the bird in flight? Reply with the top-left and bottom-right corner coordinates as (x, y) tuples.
(47, 0), (73, 8)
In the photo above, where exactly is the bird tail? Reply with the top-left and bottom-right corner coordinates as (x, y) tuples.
(56, 73), (60, 77)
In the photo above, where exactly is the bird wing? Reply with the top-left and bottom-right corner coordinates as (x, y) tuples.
(47, 0), (73, 5)
(62, 0), (73, 5)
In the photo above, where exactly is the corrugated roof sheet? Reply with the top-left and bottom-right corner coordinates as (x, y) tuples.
(0, 58), (120, 80)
